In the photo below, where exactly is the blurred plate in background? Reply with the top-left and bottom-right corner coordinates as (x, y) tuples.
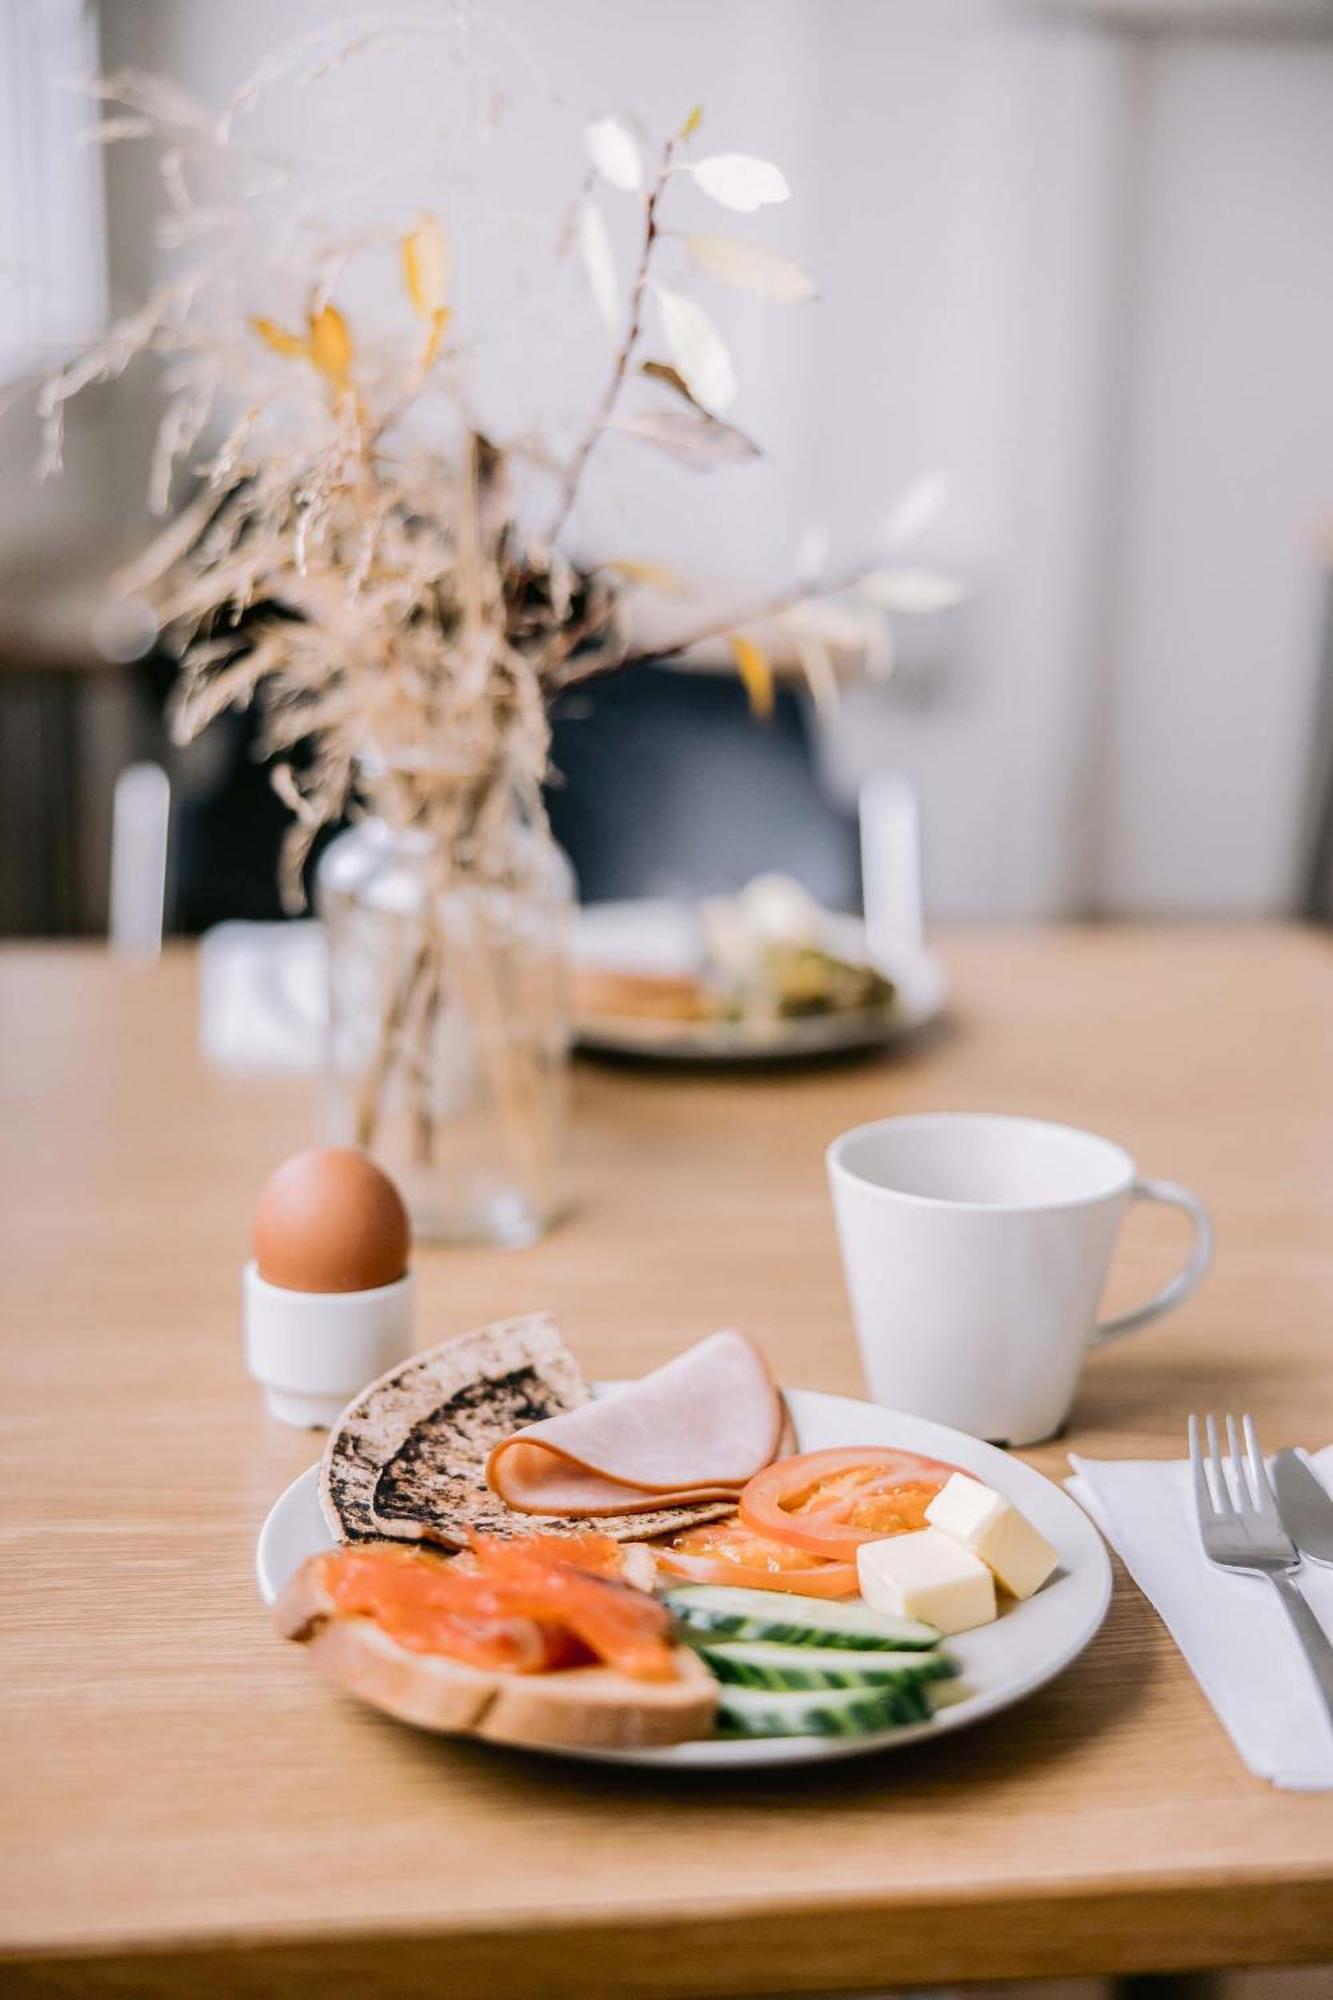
(574, 899), (947, 1063)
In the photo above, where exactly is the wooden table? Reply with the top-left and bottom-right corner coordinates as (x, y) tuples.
(5, 927), (1333, 1998)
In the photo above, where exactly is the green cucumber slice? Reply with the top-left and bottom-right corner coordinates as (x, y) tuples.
(715, 1680), (933, 1739)
(664, 1583), (940, 1651)
(695, 1639), (956, 1692)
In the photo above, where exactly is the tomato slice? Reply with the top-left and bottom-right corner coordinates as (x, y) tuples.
(655, 1519), (859, 1598)
(739, 1447), (963, 1561)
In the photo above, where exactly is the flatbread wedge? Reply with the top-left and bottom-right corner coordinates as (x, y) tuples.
(319, 1315), (736, 1549)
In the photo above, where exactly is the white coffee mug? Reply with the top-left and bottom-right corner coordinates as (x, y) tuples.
(827, 1113), (1212, 1445)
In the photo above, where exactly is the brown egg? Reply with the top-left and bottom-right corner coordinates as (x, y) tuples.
(254, 1148), (411, 1294)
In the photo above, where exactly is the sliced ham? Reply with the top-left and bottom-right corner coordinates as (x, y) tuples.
(486, 1330), (782, 1517)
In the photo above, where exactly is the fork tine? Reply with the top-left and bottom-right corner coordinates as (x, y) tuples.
(1206, 1413), (1236, 1515)
(1189, 1413), (1217, 1521)
(1243, 1413), (1276, 1509)
(1226, 1413), (1252, 1512)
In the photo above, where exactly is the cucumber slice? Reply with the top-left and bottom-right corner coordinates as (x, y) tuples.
(716, 1680), (932, 1739)
(664, 1583), (940, 1651)
(696, 1639), (956, 1692)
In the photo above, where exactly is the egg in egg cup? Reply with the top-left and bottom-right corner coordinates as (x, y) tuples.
(243, 1148), (416, 1428)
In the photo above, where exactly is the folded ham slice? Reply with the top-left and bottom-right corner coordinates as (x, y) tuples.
(486, 1330), (782, 1517)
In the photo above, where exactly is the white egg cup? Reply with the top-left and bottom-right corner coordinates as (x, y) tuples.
(243, 1261), (415, 1429)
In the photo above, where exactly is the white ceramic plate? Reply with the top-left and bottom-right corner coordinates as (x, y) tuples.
(573, 900), (947, 1063)
(256, 1388), (1110, 1769)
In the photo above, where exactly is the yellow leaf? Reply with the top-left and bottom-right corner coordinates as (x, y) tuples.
(420, 306), (450, 372)
(307, 303), (353, 390)
(729, 632), (774, 718)
(250, 315), (308, 361)
(402, 214), (449, 318)
(606, 558), (688, 595)
(681, 104), (704, 141)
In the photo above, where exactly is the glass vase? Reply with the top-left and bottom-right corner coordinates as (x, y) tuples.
(316, 812), (574, 1246)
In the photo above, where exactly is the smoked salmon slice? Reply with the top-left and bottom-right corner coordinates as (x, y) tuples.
(470, 1535), (678, 1683)
(307, 1537), (680, 1682)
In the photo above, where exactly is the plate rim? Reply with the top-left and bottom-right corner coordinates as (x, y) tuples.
(255, 1386), (1111, 1770)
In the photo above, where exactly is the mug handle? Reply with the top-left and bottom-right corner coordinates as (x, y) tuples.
(1090, 1178), (1213, 1348)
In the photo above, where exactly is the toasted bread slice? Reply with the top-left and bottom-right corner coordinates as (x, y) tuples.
(275, 1555), (717, 1751)
(574, 966), (712, 1024)
(477, 1649), (716, 1752)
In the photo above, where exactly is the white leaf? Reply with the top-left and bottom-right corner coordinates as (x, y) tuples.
(879, 470), (948, 549)
(793, 634), (840, 724)
(577, 201), (621, 337)
(653, 285), (736, 415)
(686, 233), (815, 302)
(614, 406), (758, 471)
(862, 608), (895, 680)
(585, 115), (642, 192)
(686, 153), (790, 213)
(795, 524), (829, 586)
(859, 568), (967, 613)
(780, 599), (871, 650)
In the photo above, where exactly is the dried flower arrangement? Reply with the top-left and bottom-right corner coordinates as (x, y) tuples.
(32, 17), (962, 1234)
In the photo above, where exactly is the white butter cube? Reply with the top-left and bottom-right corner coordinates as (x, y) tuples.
(856, 1528), (997, 1636)
(925, 1473), (1059, 1600)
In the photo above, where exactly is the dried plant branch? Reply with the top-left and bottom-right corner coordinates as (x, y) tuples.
(544, 131), (678, 548)
(29, 28), (960, 1211)
(555, 559), (884, 689)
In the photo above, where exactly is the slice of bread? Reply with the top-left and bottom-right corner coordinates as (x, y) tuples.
(477, 1649), (717, 1752)
(574, 967), (712, 1024)
(275, 1557), (717, 1751)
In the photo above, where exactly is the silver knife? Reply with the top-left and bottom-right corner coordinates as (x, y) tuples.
(1273, 1449), (1333, 1567)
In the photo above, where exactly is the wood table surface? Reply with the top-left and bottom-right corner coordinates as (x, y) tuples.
(4, 926), (1333, 1998)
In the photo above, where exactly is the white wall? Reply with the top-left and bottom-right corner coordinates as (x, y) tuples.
(48, 3), (1333, 917)
(1099, 38), (1333, 915)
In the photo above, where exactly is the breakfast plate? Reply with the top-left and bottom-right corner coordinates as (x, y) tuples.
(257, 1386), (1110, 1768)
(574, 900), (947, 1063)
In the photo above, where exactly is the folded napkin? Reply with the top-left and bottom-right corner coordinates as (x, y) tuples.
(1068, 1447), (1333, 1789)
(198, 920), (327, 1073)
(200, 906), (695, 1075)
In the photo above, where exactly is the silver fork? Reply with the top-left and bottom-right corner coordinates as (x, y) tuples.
(1190, 1412), (1333, 1725)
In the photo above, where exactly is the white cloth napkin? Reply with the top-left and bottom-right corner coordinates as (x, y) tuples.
(1068, 1447), (1333, 1789)
(198, 920), (327, 1073)
(198, 903), (710, 1073)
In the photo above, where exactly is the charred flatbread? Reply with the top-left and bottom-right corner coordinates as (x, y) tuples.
(319, 1314), (735, 1548)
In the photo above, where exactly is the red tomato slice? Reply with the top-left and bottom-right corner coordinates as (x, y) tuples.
(739, 1447), (963, 1561)
(655, 1519), (859, 1598)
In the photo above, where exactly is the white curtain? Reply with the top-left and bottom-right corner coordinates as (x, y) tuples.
(0, 0), (105, 384)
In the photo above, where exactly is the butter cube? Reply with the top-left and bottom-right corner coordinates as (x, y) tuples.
(856, 1528), (997, 1636)
(925, 1473), (1059, 1601)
